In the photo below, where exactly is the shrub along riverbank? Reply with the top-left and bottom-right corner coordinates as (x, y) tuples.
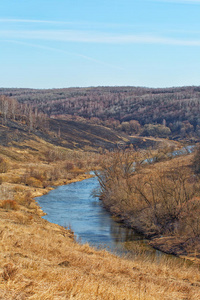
(0, 141), (200, 299)
(95, 147), (200, 262)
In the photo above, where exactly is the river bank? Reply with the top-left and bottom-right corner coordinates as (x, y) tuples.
(102, 207), (200, 265)
(34, 152), (200, 264)
(37, 175), (162, 258)
(1, 171), (200, 299)
(0, 143), (200, 299)
(31, 172), (94, 215)
(96, 151), (200, 265)
(36, 162), (200, 265)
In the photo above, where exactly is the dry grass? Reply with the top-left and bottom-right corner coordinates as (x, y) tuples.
(0, 140), (199, 299)
(0, 199), (18, 210)
(0, 209), (200, 300)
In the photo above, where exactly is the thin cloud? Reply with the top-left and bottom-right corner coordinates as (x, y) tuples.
(0, 18), (138, 30)
(2, 39), (125, 71)
(0, 18), (74, 24)
(1, 30), (200, 46)
(149, 0), (200, 3)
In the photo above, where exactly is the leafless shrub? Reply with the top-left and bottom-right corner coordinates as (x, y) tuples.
(2, 263), (17, 281)
(0, 157), (8, 173)
(64, 162), (74, 171)
(44, 149), (66, 162)
(0, 185), (14, 200)
(76, 160), (84, 169)
(183, 201), (200, 239)
(15, 191), (33, 207)
(192, 145), (200, 174)
(29, 167), (46, 182)
(131, 167), (198, 234)
(96, 150), (200, 237)
(25, 177), (43, 188)
(0, 199), (18, 210)
(48, 167), (61, 181)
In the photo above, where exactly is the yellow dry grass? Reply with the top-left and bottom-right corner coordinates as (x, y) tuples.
(0, 141), (200, 299)
(0, 208), (200, 300)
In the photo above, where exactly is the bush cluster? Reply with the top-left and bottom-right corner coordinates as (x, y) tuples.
(1, 200), (18, 210)
(96, 150), (200, 241)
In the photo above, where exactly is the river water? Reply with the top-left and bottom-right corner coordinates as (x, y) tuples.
(36, 176), (169, 259)
(36, 145), (195, 259)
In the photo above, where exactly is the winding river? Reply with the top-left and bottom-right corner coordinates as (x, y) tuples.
(36, 145), (195, 259)
(36, 175), (174, 260)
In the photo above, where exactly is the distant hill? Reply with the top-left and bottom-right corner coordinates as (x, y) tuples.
(1, 86), (200, 140)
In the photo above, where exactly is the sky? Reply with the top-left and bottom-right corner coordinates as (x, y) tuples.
(0, 0), (200, 89)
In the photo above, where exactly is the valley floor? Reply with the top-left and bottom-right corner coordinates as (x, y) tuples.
(0, 137), (199, 299)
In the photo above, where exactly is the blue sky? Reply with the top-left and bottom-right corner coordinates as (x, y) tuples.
(0, 0), (200, 88)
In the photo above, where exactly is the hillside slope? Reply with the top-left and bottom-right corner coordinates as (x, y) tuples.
(1, 205), (200, 300)
(1, 86), (200, 139)
(0, 115), (126, 151)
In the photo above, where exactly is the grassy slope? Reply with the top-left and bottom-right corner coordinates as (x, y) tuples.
(1, 207), (200, 300)
(0, 118), (199, 299)
(49, 118), (127, 150)
(0, 117), (127, 151)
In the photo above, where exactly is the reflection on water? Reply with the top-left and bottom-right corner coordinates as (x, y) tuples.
(36, 176), (178, 261)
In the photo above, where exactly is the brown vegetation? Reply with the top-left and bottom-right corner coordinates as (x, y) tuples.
(193, 145), (200, 174)
(2, 85), (200, 140)
(0, 200), (18, 210)
(1, 203), (200, 299)
(0, 91), (199, 298)
(0, 157), (8, 173)
(0, 138), (198, 299)
(95, 148), (200, 260)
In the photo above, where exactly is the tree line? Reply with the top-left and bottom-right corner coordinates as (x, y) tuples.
(0, 96), (49, 132)
(1, 86), (200, 139)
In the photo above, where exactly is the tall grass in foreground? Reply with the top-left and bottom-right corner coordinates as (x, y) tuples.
(0, 207), (200, 299)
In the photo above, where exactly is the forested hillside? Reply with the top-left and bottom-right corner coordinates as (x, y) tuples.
(1, 86), (200, 140)
(0, 95), (126, 151)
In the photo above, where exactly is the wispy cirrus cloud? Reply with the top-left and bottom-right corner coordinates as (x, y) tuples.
(1, 29), (200, 46)
(0, 18), (78, 25)
(2, 39), (125, 71)
(0, 18), (138, 30)
(149, 0), (200, 3)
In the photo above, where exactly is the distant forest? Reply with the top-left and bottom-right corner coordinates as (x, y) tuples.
(1, 86), (200, 140)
